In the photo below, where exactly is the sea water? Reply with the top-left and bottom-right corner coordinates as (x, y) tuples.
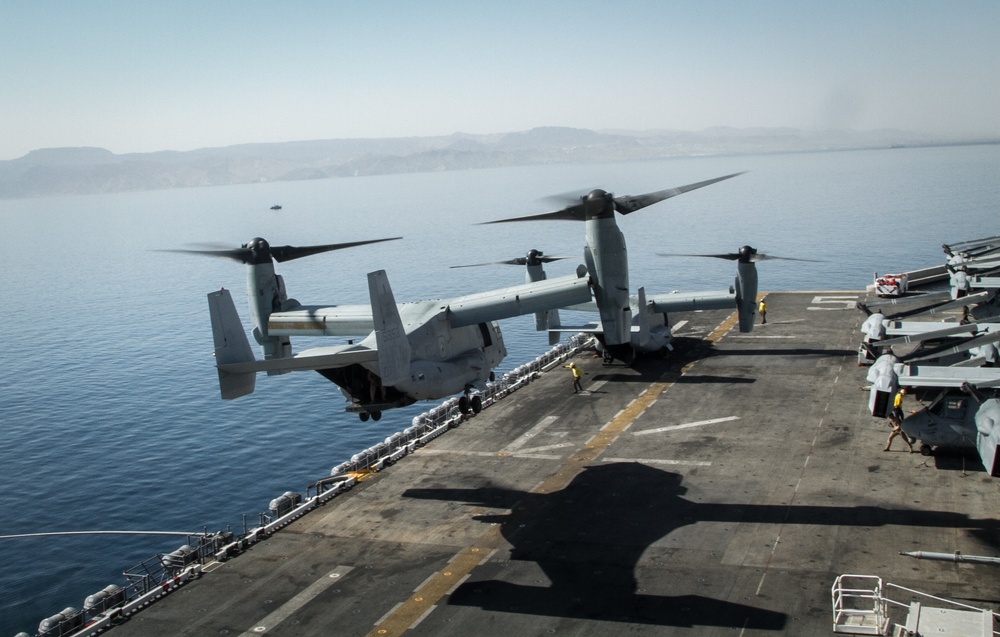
(0, 144), (996, 633)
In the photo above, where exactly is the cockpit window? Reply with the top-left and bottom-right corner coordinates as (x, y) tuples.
(929, 396), (968, 418)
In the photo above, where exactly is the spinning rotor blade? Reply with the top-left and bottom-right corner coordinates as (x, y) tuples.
(270, 238), (401, 262)
(479, 207), (585, 225)
(613, 172), (746, 214)
(161, 236), (401, 264)
(451, 250), (574, 269)
(657, 247), (822, 263)
(481, 172), (745, 225)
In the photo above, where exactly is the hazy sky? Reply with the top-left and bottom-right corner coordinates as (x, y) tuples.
(2, 1), (998, 160)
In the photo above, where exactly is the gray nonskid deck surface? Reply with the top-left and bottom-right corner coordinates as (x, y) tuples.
(110, 292), (1000, 636)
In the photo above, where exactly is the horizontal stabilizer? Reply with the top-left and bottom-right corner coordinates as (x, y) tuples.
(208, 289), (257, 399)
(216, 344), (379, 374)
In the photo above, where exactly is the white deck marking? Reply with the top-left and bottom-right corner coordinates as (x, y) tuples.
(514, 442), (573, 454)
(408, 604), (438, 630)
(587, 379), (608, 392)
(374, 602), (405, 626)
(731, 335), (796, 339)
(509, 453), (563, 460)
(502, 415), (560, 453)
(807, 295), (858, 310)
(671, 319), (689, 331)
(240, 566), (353, 635)
(601, 457), (712, 467)
(633, 416), (740, 435)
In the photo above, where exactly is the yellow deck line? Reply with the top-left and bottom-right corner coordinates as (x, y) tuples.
(368, 385), (674, 636)
(368, 311), (741, 636)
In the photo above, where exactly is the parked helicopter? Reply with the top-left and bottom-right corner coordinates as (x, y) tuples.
(183, 237), (593, 421)
(864, 340), (1000, 473)
(901, 383), (1000, 473)
(478, 173), (769, 363)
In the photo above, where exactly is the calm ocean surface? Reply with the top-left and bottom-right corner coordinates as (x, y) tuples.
(0, 144), (996, 633)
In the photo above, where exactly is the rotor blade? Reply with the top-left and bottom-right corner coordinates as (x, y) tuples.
(657, 252), (741, 261)
(613, 172), (745, 215)
(449, 255), (574, 269)
(159, 237), (402, 264)
(478, 206), (585, 225)
(157, 247), (253, 263)
(540, 190), (590, 208)
(270, 237), (401, 262)
(450, 260), (521, 269)
(657, 251), (822, 263)
(748, 253), (824, 263)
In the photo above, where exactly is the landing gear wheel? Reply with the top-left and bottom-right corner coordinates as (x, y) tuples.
(919, 444), (933, 456)
(359, 412), (370, 422)
(371, 411), (382, 422)
(471, 395), (483, 414)
(459, 395), (471, 415)
(489, 371), (495, 382)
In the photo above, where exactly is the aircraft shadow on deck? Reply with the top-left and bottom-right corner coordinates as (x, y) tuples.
(403, 462), (998, 629)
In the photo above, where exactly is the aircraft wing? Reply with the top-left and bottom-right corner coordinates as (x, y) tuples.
(266, 268), (592, 336)
(542, 288), (740, 325)
(647, 290), (738, 313)
(445, 269), (593, 327)
(897, 365), (1000, 389)
(217, 342), (379, 374)
(268, 304), (374, 337)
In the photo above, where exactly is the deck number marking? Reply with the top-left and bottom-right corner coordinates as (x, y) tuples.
(807, 295), (858, 311)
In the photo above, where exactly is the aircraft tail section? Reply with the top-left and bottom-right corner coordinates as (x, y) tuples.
(208, 288), (257, 399)
(634, 287), (651, 350)
(247, 263), (292, 372)
(545, 309), (562, 345)
(368, 270), (411, 387)
(524, 261), (562, 344)
(735, 261), (758, 333)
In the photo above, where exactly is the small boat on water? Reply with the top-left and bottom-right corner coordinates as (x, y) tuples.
(270, 204), (282, 210)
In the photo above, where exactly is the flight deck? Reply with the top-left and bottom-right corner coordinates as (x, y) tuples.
(106, 291), (999, 636)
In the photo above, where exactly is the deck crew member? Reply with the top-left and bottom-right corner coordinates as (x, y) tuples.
(564, 362), (583, 393)
(758, 300), (767, 324)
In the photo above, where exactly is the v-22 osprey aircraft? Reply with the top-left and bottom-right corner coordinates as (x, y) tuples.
(197, 237), (592, 421)
(481, 173), (805, 363)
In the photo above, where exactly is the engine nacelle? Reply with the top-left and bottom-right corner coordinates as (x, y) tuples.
(734, 261), (758, 333)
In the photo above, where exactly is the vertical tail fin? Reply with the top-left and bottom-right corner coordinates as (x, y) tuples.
(207, 288), (257, 399)
(634, 286), (651, 349)
(368, 271), (411, 387)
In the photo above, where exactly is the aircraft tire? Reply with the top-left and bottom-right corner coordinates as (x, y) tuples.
(459, 395), (471, 415)
(919, 444), (933, 456)
(372, 411), (382, 421)
(471, 395), (483, 414)
(359, 412), (370, 422)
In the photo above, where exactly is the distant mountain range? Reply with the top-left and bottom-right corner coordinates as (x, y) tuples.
(1, 126), (994, 198)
